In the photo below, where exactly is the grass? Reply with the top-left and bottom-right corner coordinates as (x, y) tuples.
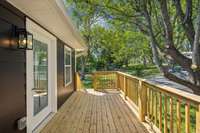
(121, 64), (160, 78)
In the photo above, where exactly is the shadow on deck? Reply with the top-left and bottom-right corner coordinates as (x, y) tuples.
(41, 89), (148, 133)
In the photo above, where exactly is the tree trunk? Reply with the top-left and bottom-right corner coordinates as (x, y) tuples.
(163, 69), (200, 94)
(143, 56), (147, 67)
(141, 0), (200, 94)
(173, 0), (195, 47)
(191, 7), (200, 86)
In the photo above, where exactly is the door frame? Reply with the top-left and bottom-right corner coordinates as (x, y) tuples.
(26, 18), (57, 132)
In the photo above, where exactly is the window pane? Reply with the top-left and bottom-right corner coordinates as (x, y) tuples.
(64, 48), (71, 65)
(33, 39), (48, 116)
(65, 67), (71, 84)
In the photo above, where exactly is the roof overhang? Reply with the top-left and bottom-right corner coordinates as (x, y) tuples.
(7, 0), (87, 51)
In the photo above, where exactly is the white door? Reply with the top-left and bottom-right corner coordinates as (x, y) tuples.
(26, 19), (57, 132)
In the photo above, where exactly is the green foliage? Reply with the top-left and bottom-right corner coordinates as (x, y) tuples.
(66, 0), (153, 72)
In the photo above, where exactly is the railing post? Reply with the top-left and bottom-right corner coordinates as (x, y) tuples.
(138, 80), (147, 122)
(93, 73), (96, 90)
(75, 72), (78, 91)
(116, 72), (120, 90)
(196, 104), (200, 133)
(124, 75), (127, 100)
(75, 72), (81, 91)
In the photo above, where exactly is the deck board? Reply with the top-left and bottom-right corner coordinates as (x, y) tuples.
(41, 90), (148, 133)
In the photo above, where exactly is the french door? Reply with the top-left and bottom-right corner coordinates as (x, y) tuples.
(26, 19), (57, 132)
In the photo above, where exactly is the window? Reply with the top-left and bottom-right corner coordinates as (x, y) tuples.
(64, 46), (72, 86)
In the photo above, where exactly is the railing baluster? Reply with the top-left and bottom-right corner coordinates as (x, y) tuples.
(138, 80), (147, 122)
(136, 80), (139, 105)
(132, 79), (135, 103)
(131, 79), (134, 102)
(147, 87), (150, 118)
(159, 92), (162, 131)
(117, 72), (120, 90)
(152, 90), (155, 124)
(177, 99), (181, 133)
(155, 92), (158, 126)
(124, 75), (127, 99)
(170, 97), (173, 133)
(196, 104), (200, 133)
(150, 89), (153, 121)
(185, 102), (190, 133)
(149, 88), (152, 120)
(127, 79), (130, 100)
(104, 73), (105, 89)
(164, 95), (168, 133)
(93, 73), (96, 90)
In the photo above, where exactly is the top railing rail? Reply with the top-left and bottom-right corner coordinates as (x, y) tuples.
(117, 71), (200, 104)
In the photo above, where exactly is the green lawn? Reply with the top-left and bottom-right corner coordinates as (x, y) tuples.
(121, 64), (160, 78)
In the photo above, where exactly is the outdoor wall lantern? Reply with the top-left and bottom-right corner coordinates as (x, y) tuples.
(16, 28), (33, 50)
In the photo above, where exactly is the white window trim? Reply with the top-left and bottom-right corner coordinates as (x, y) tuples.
(64, 45), (72, 86)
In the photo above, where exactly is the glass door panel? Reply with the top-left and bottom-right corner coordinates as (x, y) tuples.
(33, 39), (48, 116)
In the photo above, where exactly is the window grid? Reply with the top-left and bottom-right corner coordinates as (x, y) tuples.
(64, 46), (72, 86)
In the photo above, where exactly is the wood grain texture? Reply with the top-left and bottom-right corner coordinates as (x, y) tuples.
(41, 90), (148, 133)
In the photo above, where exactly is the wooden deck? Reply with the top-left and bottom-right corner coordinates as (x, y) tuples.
(41, 90), (148, 133)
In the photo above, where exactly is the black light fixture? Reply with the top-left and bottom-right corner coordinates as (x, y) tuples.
(16, 28), (33, 50)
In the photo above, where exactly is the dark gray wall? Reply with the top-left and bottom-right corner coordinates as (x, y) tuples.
(0, 2), (26, 133)
(57, 39), (75, 108)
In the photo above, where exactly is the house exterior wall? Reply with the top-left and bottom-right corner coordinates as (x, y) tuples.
(0, 1), (76, 132)
(57, 39), (75, 108)
(0, 1), (26, 133)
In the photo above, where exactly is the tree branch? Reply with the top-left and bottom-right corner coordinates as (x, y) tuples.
(159, 0), (193, 72)
(192, 7), (200, 70)
(173, 0), (195, 46)
(162, 68), (200, 94)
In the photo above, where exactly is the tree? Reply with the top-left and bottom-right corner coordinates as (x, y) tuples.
(88, 26), (150, 70)
(66, 0), (101, 76)
(69, 0), (200, 94)
(66, 0), (152, 71)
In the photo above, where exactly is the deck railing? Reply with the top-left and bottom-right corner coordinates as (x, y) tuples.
(93, 71), (117, 90)
(88, 71), (200, 133)
(75, 72), (83, 91)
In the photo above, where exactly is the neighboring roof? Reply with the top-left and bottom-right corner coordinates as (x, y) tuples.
(7, 0), (87, 51)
